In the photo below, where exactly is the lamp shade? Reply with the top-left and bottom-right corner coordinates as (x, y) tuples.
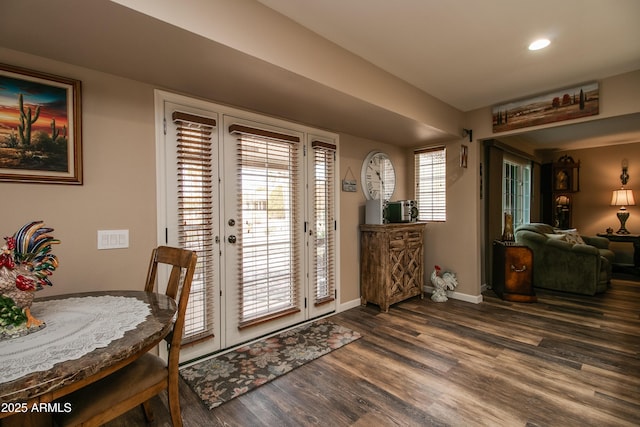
(610, 189), (636, 206)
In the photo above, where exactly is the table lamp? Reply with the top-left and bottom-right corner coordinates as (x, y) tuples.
(610, 188), (635, 234)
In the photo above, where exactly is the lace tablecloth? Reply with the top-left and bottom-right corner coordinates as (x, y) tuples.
(0, 295), (151, 383)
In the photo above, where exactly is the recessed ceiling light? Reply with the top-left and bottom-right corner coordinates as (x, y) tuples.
(529, 39), (551, 51)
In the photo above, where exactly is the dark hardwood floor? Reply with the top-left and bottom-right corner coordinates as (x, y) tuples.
(108, 276), (640, 426)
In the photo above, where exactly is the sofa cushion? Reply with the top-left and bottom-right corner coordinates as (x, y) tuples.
(555, 229), (586, 245)
(517, 223), (555, 235)
(545, 233), (567, 241)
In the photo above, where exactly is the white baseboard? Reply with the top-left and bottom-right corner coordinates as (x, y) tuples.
(339, 298), (362, 312)
(423, 286), (483, 304)
(338, 287), (483, 313)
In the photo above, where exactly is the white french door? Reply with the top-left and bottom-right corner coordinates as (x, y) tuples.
(222, 116), (307, 346)
(157, 91), (338, 361)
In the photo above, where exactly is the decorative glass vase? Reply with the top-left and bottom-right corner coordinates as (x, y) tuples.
(502, 213), (515, 241)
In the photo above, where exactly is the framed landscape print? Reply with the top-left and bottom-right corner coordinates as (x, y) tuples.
(492, 82), (599, 133)
(0, 63), (82, 184)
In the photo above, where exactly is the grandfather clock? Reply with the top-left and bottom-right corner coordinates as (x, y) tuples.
(542, 155), (580, 229)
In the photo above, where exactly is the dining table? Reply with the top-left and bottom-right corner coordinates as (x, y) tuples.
(0, 290), (177, 426)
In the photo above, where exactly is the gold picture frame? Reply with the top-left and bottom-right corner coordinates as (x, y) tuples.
(0, 63), (82, 184)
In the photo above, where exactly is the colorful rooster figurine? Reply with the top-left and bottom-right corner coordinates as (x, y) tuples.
(0, 221), (59, 334)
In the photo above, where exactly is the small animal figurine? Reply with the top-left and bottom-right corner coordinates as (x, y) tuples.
(0, 221), (59, 338)
(430, 265), (458, 302)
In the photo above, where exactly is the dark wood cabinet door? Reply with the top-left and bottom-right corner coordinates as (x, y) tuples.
(492, 242), (536, 302)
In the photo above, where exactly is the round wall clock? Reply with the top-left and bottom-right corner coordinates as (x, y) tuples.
(361, 151), (396, 201)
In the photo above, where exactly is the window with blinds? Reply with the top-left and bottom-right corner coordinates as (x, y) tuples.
(172, 111), (217, 343)
(230, 125), (301, 328)
(415, 147), (446, 221)
(312, 141), (336, 305)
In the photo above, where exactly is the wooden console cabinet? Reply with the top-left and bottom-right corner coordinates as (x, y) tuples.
(360, 223), (426, 312)
(492, 241), (536, 302)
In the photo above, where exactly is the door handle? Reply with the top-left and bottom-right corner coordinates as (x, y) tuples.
(510, 264), (527, 273)
(228, 235), (237, 244)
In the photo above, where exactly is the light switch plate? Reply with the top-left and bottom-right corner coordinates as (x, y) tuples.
(97, 229), (129, 250)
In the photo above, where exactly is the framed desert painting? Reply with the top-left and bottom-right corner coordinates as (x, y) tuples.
(0, 63), (82, 184)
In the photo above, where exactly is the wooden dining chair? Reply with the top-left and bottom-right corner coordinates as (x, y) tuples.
(54, 246), (197, 427)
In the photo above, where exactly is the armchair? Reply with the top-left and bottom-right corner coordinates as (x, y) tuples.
(514, 223), (614, 295)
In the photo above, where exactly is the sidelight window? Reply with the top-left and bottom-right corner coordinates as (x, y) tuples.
(311, 141), (337, 305)
(172, 111), (217, 343)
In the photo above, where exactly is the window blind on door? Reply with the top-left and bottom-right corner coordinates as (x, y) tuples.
(230, 124), (301, 328)
(173, 111), (216, 343)
(312, 140), (336, 305)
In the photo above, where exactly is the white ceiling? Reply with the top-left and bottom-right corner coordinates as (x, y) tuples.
(1, 0), (639, 150)
(256, 0), (640, 151)
(257, 0), (640, 112)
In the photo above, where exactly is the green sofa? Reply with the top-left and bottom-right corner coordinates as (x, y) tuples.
(514, 223), (614, 295)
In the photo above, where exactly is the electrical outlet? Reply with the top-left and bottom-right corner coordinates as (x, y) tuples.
(97, 230), (129, 250)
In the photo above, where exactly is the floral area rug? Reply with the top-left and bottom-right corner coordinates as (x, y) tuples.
(180, 319), (361, 409)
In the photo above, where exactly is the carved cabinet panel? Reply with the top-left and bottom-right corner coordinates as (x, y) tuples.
(360, 223), (426, 312)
